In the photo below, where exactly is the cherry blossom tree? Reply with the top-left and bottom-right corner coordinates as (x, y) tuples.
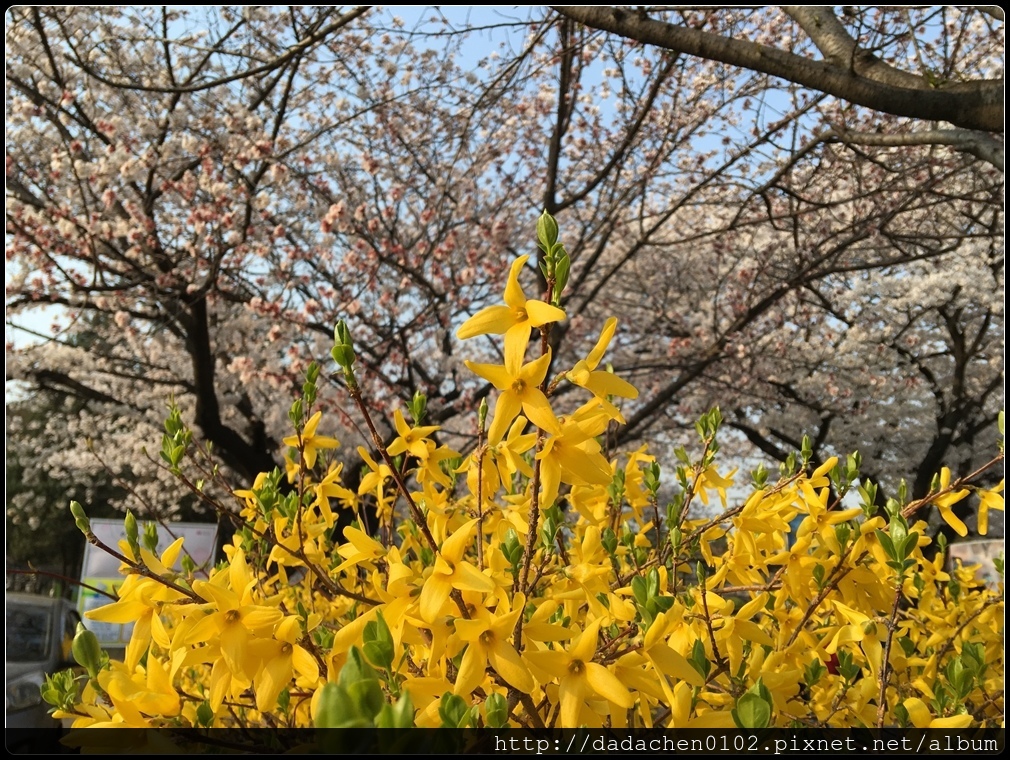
(6, 6), (1003, 538)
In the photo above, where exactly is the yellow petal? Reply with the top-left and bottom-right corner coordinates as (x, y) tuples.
(583, 370), (638, 400)
(457, 304), (514, 340)
(441, 518), (477, 563)
(86, 598), (150, 624)
(419, 574), (453, 623)
(488, 391), (523, 447)
(503, 323), (532, 376)
(586, 317), (617, 370)
(256, 650), (292, 713)
(451, 561), (497, 594)
(825, 624), (863, 654)
(520, 349), (554, 387)
(293, 644), (319, 683)
(570, 620), (600, 663)
(159, 536), (186, 570)
(937, 504), (968, 537)
(140, 547), (169, 576)
(586, 662), (633, 707)
(524, 299), (566, 328)
(559, 674), (587, 728)
(903, 697), (933, 728)
(811, 457), (839, 480)
(241, 606), (283, 633)
(521, 388), (560, 436)
(454, 640), (488, 696)
(645, 644), (704, 688)
(930, 713), (974, 728)
(503, 256), (530, 309)
(489, 640), (535, 693)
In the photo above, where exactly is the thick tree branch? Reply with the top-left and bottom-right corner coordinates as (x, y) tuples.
(551, 6), (1003, 132)
(825, 128), (1004, 172)
(783, 7), (930, 91)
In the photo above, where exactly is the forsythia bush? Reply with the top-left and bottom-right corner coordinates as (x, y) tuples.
(47, 213), (1003, 732)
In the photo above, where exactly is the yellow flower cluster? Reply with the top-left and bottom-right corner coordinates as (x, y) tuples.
(54, 216), (1003, 732)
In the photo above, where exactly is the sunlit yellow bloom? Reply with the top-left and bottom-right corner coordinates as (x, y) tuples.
(712, 605), (775, 676)
(768, 535), (818, 602)
(283, 452), (300, 483)
(526, 619), (633, 727)
(313, 463), (356, 528)
(795, 481), (862, 542)
(566, 317), (638, 419)
(388, 409), (440, 460)
(824, 600), (883, 676)
(641, 611), (705, 700)
(282, 411), (340, 469)
(933, 467), (971, 537)
(97, 658), (180, 725)
(735, 488), (795, 534)
(977, 480), (1004, 535)
(553, 525), (611, 601)
(333, 526), (387, 575)
(357, 445), (395, 525)
(267, 513), (329, 568)
(537, 413), (612, 509)
(466, 350), (559, 444)
(86, 538), (189, 670)
(696, 466), (736, 507)
(457, 254), (566, 370)
(234, 472), (269, 519)
(708, 530), (766, 587)
(521, 598), (575, 644)
(902, 697), (973, 728)
(488, 416), (536, 491)
(419, 518), (496, 622)
(249, 616), (320, 713)
(178, 549), (283, 679)
(416, 443), (457, 488)
(453, 594), (534, 695)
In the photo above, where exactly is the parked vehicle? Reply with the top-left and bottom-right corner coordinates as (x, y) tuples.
(6, 593), (81, 729)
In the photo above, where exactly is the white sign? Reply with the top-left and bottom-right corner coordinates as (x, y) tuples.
(78, 518), (218, 646)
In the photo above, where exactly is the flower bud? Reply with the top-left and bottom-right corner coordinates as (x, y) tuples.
(70, 501), (90, 534)
(537, 209), (558, 249)
(478, 397), (488, 431)
(331, 320), (356, 369)
(72, 622), (103, 680)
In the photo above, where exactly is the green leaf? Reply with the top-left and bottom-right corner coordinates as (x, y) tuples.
(142, 522), (158, 553)
(363, 611), (395, 671)
(337, 647), (385, 721)
(438, 692), (471, 728)
(803, 658), (826, 687)
(314, 682), (372, 728)
(484, 693), (509, 728)
(874, 529), (897, 562)
(900, 532), (919, 561)
(646, 567), (660, 598)
(688, 639), (710, 678)
(553, 246), (570, 300)
(631, 575), (648, 606)
(898, 637), (915, 658)
(601, 528), (618, 556)
(196, 700), (214, 727)
(376, 691), (415, 728)
(732, 692), (772, 729)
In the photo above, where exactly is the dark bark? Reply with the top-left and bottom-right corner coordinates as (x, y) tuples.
(552, 6), (1003, 132)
